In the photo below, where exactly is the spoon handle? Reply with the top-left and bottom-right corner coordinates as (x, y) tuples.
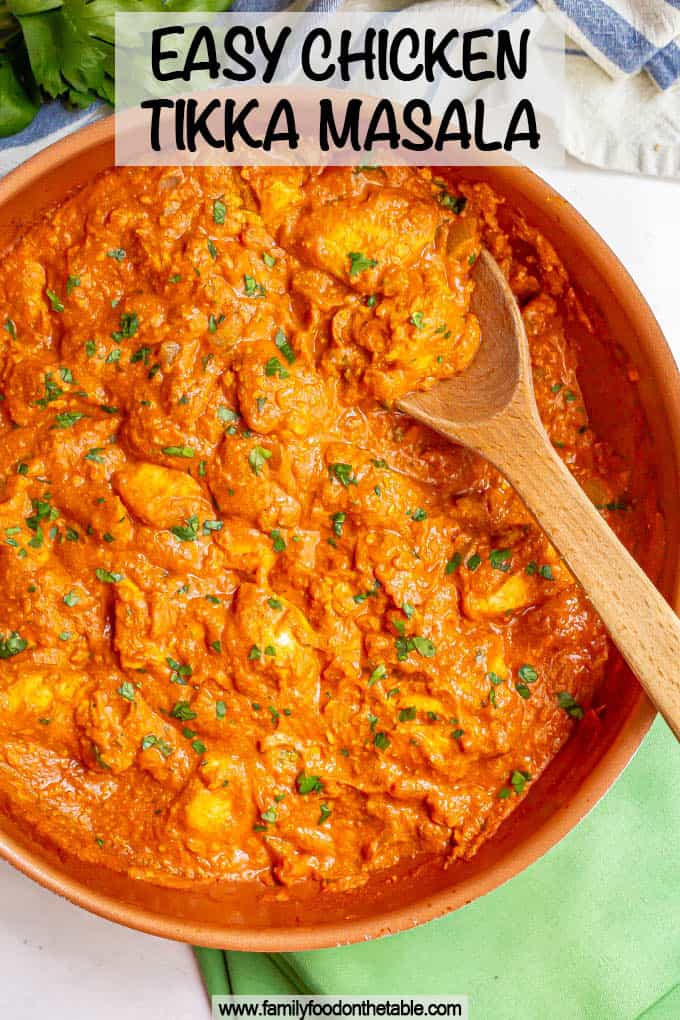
(490, 415), (680, 741)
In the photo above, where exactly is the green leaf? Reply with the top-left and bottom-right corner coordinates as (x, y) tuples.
(297, 772), (323, 795)
(348, 251), (378, 277)
(249, 445), (271, 475)
(0, 49), (38, 138)
(95, 567), (122, 584)
(0, 631), (28, 659)
(1, 0), (236, 139)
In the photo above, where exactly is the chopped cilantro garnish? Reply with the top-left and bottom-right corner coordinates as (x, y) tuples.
(331, 511), (346, 537)
(329, 462), (357, 487)
(445, 552), (462, 574)
(162, 445), (194, 459)
(213, 198), (226, 224)
(274, 328), (295, 364)
(95, 568), (123, 584)
(53, 411), (85, 429)
(368, 663), (387, 686)
(111, 312), (138, 342)
(249, 445), (272, 475)
(265, 356), (289, 379)
(0, 632), (28, 659)
(170, 701), (197, 721)
(348, 251), (378, 277)
(557, 691), (585, 719)
(171, 516), (199, 542)
(141, 734), (173, 758)
(46, 288), (64, 312)
(244, 274), (265, 298)
(297, 773), (323, 795)
(438, 190), (467, 213)
(490, 548), (512, 571)
(270, 530), (286, 553)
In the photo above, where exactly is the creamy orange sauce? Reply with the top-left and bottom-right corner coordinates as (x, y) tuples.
(0, 166), (655, 888)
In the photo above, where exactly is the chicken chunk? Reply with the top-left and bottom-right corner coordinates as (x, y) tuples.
(113, 462), (213, 529)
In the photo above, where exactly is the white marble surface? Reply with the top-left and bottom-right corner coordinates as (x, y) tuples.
(0, 156), (678, 1019)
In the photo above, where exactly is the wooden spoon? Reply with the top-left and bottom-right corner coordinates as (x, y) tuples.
(398, 250), (680, 741)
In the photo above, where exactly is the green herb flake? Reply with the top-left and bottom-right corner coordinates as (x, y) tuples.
(445, 552), (462, 575)
(511, 769), (531, 795)
(141, 734), (173, 758)
(297, 773), (323, 795)
(490, 548), (512, 571)
(348, 251), (378, 278)
(118, 681), (136, 702)
(111, 312), (138, 342)
(244, 274), (265, 298)
(368, 663), (387, 686)
(265, 356), (289, 379)
(438, 191), (467, 214)
(171, 516), (199, 542)
(0, 632), (28, 659)
(331, 511), (346, 537)
(213, 198), (226, 224)
(53, 412), (85, 429)
(95, 568), (123, 584)
(217, 405), (239, 424)
(249, 445), (272, 475)
(46, 288), (64, 312)
(557, 691), (585, 719)
(170, 701), (197, 721)
(273, 327), (296, 364)
(162, 445), (194, 459)
(329, 462), (357, 487)
(270, 530), (286, 553)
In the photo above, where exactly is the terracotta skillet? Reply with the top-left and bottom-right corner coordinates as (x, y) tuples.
(400, 250), (680, 740)
(0, 117), (679, 950)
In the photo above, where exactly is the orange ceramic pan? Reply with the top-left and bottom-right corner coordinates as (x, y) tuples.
(0, 117), (679, 950)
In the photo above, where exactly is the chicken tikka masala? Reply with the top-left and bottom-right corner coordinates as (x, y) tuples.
(0, 165), (657, 888)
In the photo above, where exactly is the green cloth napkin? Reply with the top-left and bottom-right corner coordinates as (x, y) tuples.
(195, 717), (679, 1019)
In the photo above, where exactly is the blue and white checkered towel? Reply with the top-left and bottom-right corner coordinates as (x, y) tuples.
(500, 0), (680, 90)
